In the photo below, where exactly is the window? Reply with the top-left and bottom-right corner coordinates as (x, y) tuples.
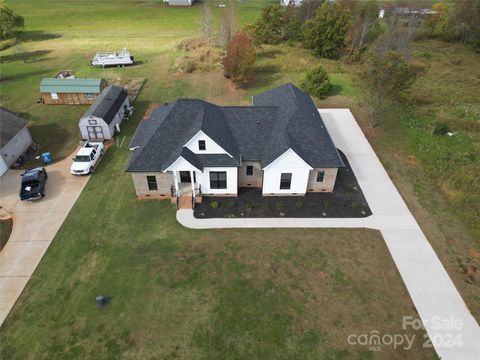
(316, 171), (325, 182)
(280, 173), (292, 190)
(198, 140), (206, 151)
(210, 172), (227, 189)
(51, 93), (58, 100)
(147, 176), (158, 191)
(246, 165), (253, 176)
(88, 119), (97, 125)
(85, 93), (94, 100)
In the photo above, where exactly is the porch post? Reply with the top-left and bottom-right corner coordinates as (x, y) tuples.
(173, 171), (179, 197)
(190, 170), (195, 199)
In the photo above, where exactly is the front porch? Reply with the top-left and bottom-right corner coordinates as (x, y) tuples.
(171, 170), (201, 209)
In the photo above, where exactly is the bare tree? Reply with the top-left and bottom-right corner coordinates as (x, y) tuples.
(218, 1), (237, 48)
(14, 43), (27, 63)
(202, 0), (212, 46)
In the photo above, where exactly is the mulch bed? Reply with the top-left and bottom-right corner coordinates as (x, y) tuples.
(194, 151), (372, 219)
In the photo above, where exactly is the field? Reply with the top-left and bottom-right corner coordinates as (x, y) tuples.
(1, 0), (478, 358)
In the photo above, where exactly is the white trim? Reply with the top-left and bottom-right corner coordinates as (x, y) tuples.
(262, 148), (312, 171)
(164, 156), (202, 172)
(183, 130), (233, 158)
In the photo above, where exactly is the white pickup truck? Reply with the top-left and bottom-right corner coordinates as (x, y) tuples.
(70, 142), (104, 175)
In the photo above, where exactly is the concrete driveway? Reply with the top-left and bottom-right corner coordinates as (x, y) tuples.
(0, 149), (89, 326)
(177, 109), (480, 360)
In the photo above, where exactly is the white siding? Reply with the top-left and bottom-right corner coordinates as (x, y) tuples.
(165, 156), (201, 172)
(200, 167), (238, 195)
(262, 149), (312, 195)
(0, 157), (8, 177)
(79, 97), (130, 140)
(0, 127), (33, 168)
(184, 130), (231, 156)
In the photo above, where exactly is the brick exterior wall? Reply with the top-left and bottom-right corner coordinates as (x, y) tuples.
(131, 172), (173, 199)
(307, 168), (338, 193)
(238, 161), (262, 188)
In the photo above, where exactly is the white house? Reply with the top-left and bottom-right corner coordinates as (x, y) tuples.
(126, 83), (344, 207)
(280, 0), (303, 6)
(79, 85), (130, 140)
(0, 108), (33, 177)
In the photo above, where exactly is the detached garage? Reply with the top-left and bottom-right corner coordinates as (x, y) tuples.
(79, 85), (130, 140)
(0, 108), (33, 177)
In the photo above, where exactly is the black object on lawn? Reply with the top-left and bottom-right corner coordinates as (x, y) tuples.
(96, 296), (108, 307)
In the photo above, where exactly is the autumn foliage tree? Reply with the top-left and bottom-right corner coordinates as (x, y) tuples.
(223, 31), (256, 84)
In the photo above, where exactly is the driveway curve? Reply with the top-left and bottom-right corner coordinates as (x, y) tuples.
(177, 109), (480, 360)
(0, 148), (90, 326)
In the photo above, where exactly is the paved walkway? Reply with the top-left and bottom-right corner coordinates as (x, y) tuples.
(0, 148), (89, 326)
(177, 109), (480, 360)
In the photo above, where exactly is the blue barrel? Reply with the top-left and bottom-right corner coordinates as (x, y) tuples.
(41, 152), (52, 164)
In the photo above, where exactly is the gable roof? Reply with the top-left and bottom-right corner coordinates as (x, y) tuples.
(40, 78), (104, 93)
(127, 83), (344, 172)
(127, 100), (241, 172)
(82, 85), (128, 125)
(253, 83), (344, 168)
(0, 107), (29, 148)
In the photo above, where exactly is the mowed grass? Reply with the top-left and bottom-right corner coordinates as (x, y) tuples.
(0, 112), (434, 359)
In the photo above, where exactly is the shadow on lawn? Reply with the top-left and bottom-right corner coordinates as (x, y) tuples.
(0, 50), (53, 64)
(18, 31), (62, 42)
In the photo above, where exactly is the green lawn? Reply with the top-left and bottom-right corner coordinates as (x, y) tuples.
(0, 1), (477, 358)
(0, 108), (434, 359)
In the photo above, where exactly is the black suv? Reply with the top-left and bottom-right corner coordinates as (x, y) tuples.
(19, 167), (48, 201)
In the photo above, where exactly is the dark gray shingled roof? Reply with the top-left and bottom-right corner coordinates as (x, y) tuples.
(82, 85), (128, 125)
(127, 100), (241, 172)
(253, 83), (344, 168)
(0, 107), (29, 148)
(127, 83), (344, 172)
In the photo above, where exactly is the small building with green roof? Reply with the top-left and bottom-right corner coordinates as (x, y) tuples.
(40, 78), (107, 105)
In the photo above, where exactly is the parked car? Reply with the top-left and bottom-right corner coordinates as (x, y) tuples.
(70, 141), (104, 175)
(19, 167), (48, 201)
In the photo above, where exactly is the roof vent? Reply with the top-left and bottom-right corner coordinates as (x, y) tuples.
(256, 120), (260, 125)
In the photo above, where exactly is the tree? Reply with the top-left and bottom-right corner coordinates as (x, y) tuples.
(0, 4), (24, 40)
(296, 0), (324, 22)
(223, 31), (256, 84)
(249, 4), (302, 45)
(218, 1), (237, 48)
(446, 0), (480, 50)
(300, 65), (332, 99)
(344, 0), (383, 62)
(302, 2), (352, 59)
(250, 5), (286, 45)
(423, 3), (449, 36)
(202, 0), (212, 46)
(361, 50), (420, 127)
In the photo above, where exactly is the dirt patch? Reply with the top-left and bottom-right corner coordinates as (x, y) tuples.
(108, 78), (146, 103)
(195, 151), (371, 219)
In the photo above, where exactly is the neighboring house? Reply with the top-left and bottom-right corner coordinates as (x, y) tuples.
(0, 108), (33, 177)
(79, 85), (130, 140)
(40, 78), (107, 105)
(167, 0), (193, 6)
(126, 83), (344, 205)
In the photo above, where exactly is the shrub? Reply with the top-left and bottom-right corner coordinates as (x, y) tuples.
(210, 201), (219, 209)
(294, 201), (304, 208)
(226, 201), (236, 208)
(300, 65), (332, 99)
(223, 31), (256, 84)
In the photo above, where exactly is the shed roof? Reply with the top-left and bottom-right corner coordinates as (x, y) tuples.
(0, 107), (29, 148)
(40, 78), (104, 93)
(82, 85), (128, 125)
